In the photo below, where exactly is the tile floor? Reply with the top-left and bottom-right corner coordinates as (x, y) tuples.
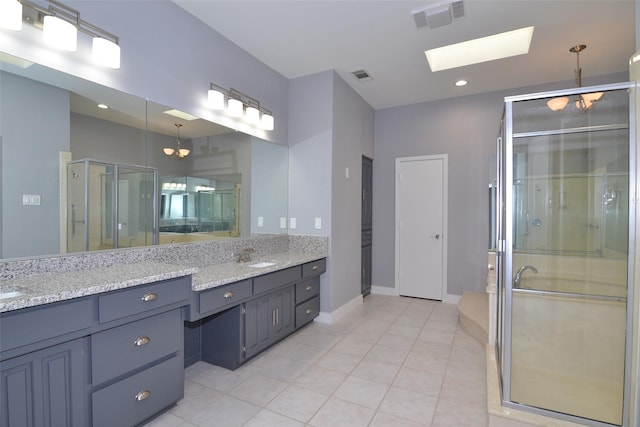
(144, 294), (488, 427)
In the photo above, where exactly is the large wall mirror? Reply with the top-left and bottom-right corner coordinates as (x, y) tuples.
(0, 52), (288, 260)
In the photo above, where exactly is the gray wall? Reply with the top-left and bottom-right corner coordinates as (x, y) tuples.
(373, 72), (629, 297)
(289, 70), (375, 313)
(1, 72), (70, 258)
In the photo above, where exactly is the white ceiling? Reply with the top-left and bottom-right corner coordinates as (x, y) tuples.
(173, 0), (636, 110)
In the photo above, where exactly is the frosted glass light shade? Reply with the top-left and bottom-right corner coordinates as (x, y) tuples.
(208, 89), (225, 110)
(43, 15), (77, 52)
(261, 113), (274, 131)
(0, 0), (22, 31)
(547, 96), (569, 111)
(163, 148), (175, 156)
(92, 37), (120, 69)
(245, 106), (260, 124)
(227, 98), (244, 117)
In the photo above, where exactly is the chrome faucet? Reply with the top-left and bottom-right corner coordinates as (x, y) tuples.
(514, 265), (538, 288)
(237, 247), (255, 263)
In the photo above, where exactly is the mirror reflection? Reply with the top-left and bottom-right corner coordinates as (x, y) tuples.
(0, 52), (288, 259)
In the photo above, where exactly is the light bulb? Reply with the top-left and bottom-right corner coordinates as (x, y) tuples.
(261, 113), (274, 131)
(43, 15), (77, 52)
(0, 0), (22, 31)
(208, 89), (225, 110)
(245, 106), (260, 124)
(227, 98), (244, 117)
(92, 37), (120, 69)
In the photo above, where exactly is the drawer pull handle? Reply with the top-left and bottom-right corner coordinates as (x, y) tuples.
(135, 390), (151, 402)
(312, 265), (318, 270)
(134, 336), (151, 347)
(223, 291), (234, 299)
(305, 309), (312, 315)
(305, 286), (313, 291)
(141, 292), (158, 302)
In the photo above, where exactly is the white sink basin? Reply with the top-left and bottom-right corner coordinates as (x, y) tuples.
(249, 261), (276, 268)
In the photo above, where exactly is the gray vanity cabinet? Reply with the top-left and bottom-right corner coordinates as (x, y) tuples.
(0, 337), (87, 427)
(244, 285), (294, 359)
(0, 275), (192, 427)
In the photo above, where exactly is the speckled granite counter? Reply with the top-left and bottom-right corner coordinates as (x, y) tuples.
(0, 262), (198, 313)
(193, 252), (326, 291)
(0, 235), (328, 314)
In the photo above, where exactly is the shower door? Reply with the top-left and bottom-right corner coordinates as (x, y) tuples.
(497, 83), (634, 426)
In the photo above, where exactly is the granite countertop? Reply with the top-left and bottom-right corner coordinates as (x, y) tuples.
(0, 252), (326, 313)
(0, 262), (198, 313)
(193, 252), (326, 291)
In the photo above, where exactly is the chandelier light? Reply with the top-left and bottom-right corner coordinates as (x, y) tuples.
(547, 44), (603, 112)
(1, 0), (121, 69)
(206, 83), (275, 130)
(163, 124), (190, 159)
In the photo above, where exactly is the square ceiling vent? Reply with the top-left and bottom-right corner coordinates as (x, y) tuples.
(413, 1), (465, 30)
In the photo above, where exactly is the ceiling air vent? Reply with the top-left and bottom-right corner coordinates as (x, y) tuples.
(352, 69), (373, 82)
(412, 1), (465, 30)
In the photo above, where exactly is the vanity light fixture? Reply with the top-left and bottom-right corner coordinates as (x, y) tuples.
(0, 0), (121, 69)
(206, 83), (275, 130)
(163, 124), (190, 159)
(547, 44), (603, 112)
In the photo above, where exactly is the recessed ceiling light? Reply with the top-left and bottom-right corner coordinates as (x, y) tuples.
(425, 26), (534, 72)
(163, 109), (199, 121)
(97, 103), (109, 109)
(455, 80), (468, 87)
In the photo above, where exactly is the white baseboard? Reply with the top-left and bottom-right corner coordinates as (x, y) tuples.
(315, 293), (363, 324)
(371, 285), (398, 296)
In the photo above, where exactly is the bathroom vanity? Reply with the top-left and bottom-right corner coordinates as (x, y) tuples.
(0, 240), (326, 427)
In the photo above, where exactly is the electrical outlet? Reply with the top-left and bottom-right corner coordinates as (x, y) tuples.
(257, 216), (264, 227)
(280, 217), (287, 228)
(22, 195), (41, 205)
(315, 217), (322, 229)
(290, 217), (297, 229)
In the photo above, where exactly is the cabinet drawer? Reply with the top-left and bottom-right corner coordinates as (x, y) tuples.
(98, 276), (191, 323)
(302, 259), (326, 278)
(0, 298), (94, 354)
(253, 267), (300, 295)
(295, 296), (319, 329)
(92, 355), (183, 427)
(91, 309), (182, 385)
(199, 280), (252, 315)
(295, 276), (320, 304)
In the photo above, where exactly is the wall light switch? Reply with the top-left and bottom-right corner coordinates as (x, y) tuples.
(257, 216), (264, 227)
(314, 217), (322, 229)
(290, 217), (297, 229)
(280, 217), (287, 228)
(23, 195), (41, 206)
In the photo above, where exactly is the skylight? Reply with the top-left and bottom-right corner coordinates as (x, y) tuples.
(425, 26), (534, 72)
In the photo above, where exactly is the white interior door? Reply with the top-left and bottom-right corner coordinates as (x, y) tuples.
(395, 155), (447, 300)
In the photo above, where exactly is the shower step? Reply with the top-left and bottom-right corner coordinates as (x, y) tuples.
(457, 291), (488, 344)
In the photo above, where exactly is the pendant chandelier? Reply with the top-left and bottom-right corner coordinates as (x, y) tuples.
(163, 124), (190, 159)
(547, 44), (604, 112)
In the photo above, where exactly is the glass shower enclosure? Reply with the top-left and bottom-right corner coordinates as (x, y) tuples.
(66, 159), (158, 253)
(496, 82), (635, 426)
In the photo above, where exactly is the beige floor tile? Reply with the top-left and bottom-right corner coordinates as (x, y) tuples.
(378, 387), (438, 425)
(169, 380), (223, 420)
(432, 397), (488, 426)
(377, 332), (416, 350)
(192, 365), (255, 393)
(392, 314), (427, 328)
(386, 322), (424, 338)
(143, 412), (195, 427)
(270, 339), (328, 364)
(292, 365), (347, 395)
(189, 396), (259, 427)
(227, 373), (288, 406)
(242, 409), (305, 427)
(315, 350), (362, 374)
(184, 361), (215, 381)
(266, 384), (329, 422)
(417, 327), (455, 345)
(333, 375), (390, 409)
(364, 343), (410, 366)
(439, 375), (486, 407)
(351, 359), (400, 385)
(309, 397), (375, 427)
(331, 337), (374, 358)
(290, 330), (342, 350)
(247, 354), (310, 382)
(411, 339), (453, 359)
(393, 366), (444, 396)
(369, 411), (427, 426)
(403, 351), (449, 375)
